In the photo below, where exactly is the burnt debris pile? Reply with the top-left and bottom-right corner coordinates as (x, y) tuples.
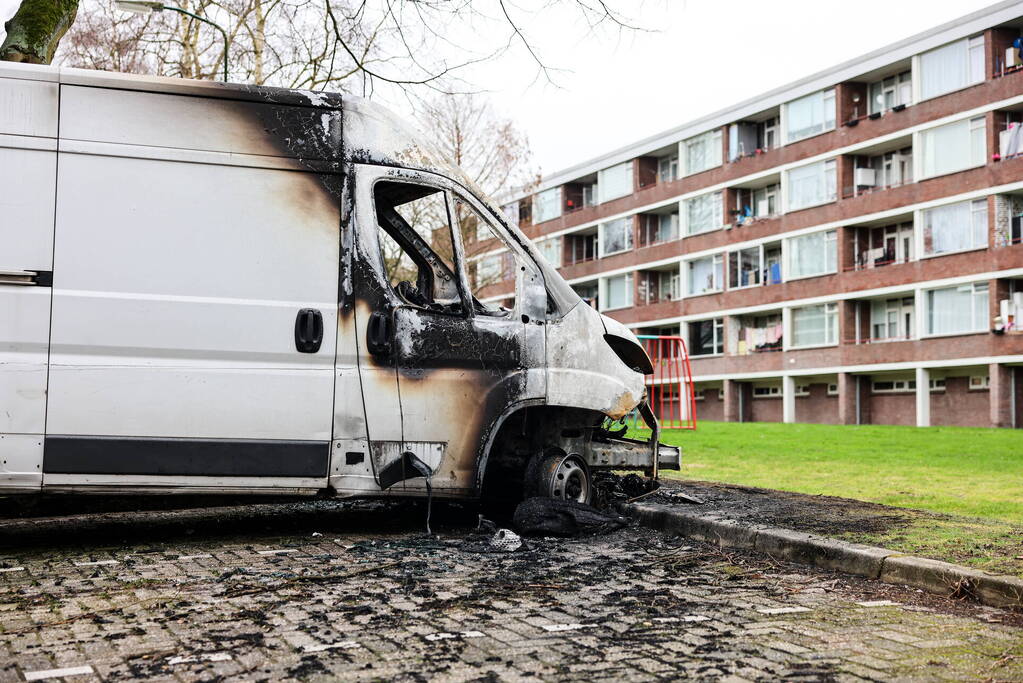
(592, 471), (660, 509)
(512, 498), (630, 537)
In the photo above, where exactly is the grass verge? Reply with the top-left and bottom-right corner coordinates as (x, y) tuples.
(637, 421), (1023, 575)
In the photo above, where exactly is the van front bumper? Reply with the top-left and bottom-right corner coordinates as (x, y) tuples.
(586, 400), (681, 476)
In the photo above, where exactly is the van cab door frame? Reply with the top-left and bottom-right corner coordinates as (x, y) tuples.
(348, 163), (546, 497)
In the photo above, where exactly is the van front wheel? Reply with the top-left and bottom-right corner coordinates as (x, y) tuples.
(526, 451), (592, 505)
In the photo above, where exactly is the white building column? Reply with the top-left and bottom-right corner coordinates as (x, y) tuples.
(782, 375), (796, 424)
(915, 366), (930, 427)
(914, 287), (927, 340)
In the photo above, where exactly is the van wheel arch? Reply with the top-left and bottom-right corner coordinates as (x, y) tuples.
(477, 404), (605, 504)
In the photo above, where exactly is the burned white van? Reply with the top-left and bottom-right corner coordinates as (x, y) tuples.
(0, 63), (678, 503)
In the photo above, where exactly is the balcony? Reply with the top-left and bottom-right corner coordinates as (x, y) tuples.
(564, 230), (597, 266)
(637, 210), (680, 248)
(840, 136), (913, 200)
(636, 266), (681, 308)
(845, 220), (914, 272)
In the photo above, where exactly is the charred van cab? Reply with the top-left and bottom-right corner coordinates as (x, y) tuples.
(0, 63), (679, 503)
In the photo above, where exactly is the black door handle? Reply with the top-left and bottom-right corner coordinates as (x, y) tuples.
(295, 309), (323, 353)
(367, 310), (392, 357)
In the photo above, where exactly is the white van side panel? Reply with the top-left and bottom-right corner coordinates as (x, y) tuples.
(48, 153), (339, 437)
(0, 76), (58, 490)
(45, 85), (341, 484)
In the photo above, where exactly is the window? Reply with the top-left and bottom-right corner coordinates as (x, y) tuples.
(827, 383), (839, 396)
(600, 217), (633, 257)
(501, 201), (519, 227)
(872, 379), (916, 393)
(785, 89), (835, 142)
(753, 385), (781, 397)
(455, 196), (520, 315)
(920, 116), (985, 179)
(794, 384), (810, 397)
(870, 297), (915, 341)
(637, 270), (680, 305)
(660, 270), (681, 301)
(869, 71), (912, 114)
(568, 232), (597, 264)
(537, 236), (562, 268)
(604, 273), (633, 310)
(729, 246), (761, 288)
(787, 230), (837, 279)
(764, 243), (783, 285)
(573, 282), (598, 306)
(687, 254), (724, 295)
(760, 117), (779, 149)
(685, 191), (723, 235)
(922, 199), (987, 255)
(753, 184), (780, 217)
(533, 187), (561, 224)
(970, 375), (990, 390)
(786, 159), (836, 211)
(930, 378), (946, 392)
(582, 183), (597, 208)
(867, 148), (913, 188)
(659, 155), (679, 182)
(694, 389), (705, 401)
(919, 36), (984, 101)
(598, 162), (633, 203)
(374, 181), (463, 313)
(684, 129), (722, 175)
(689, 318), (724, 356)
(927, 283), (989, 335)
(792, 303), (838, 347)
(475, 254), (503, 285)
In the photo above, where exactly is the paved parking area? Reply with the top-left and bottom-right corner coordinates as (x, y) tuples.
(0, 500), (1020, 681)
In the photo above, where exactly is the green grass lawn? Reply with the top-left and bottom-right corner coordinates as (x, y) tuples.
(653, 421), (1023, 524)
(638, 421), (1023, 575)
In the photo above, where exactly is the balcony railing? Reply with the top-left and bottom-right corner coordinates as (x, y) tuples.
(841, 178), (910, 200)
(844, 335), (916, 345)
(846, 252), (913, 272)
(727, 146), (776, 164)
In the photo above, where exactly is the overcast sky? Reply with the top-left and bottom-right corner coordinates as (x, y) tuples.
(464, 0), (1000, 177)
(0, 0), (1003, 178)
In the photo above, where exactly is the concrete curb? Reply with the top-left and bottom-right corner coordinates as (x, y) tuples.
(622, 502), (1023, 610)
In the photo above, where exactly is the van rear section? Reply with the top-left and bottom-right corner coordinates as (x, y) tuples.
(1, 64), (345, 495)
(0, 63), (679, 503)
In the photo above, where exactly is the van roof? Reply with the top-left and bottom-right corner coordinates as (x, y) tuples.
(0, 62), (474, 184)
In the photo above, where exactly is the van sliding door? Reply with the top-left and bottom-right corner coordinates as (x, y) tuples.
(43, 86), (341, 490)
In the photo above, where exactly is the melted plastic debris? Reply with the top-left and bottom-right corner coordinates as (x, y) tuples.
(512, 498), (630, 537)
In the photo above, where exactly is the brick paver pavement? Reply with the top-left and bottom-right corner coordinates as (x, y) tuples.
(0, 500), (1020, 681)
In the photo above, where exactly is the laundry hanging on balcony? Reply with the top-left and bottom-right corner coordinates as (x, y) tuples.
(1000, 122), (1023, 159)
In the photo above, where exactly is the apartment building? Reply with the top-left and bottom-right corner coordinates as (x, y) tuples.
(488, 1), (1023, 428)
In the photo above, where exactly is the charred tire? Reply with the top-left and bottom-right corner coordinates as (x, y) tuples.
(526, 450), (592, 505)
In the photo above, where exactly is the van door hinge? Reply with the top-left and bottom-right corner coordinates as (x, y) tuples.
(0, 270), (52, 287)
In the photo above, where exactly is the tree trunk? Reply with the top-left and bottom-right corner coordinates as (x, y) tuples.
(252, 0), (264, 84)
(1, 0), (80, 64)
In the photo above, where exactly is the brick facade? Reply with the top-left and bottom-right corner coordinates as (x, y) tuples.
(501, 11), (1023, 428)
